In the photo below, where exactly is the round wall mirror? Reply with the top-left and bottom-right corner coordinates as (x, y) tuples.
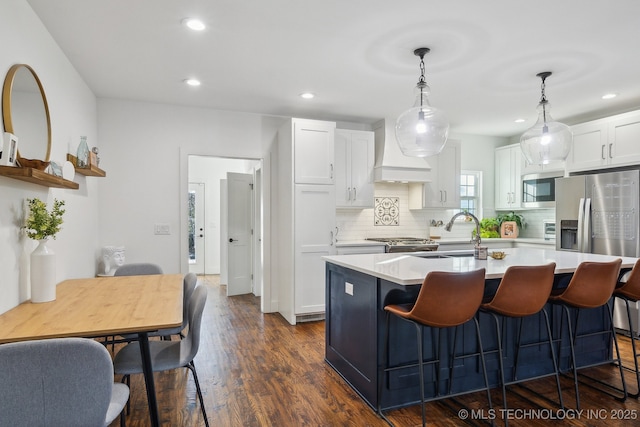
(2, 64), (52, 162)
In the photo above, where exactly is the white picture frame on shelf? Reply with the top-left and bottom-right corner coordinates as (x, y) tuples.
(0, 132), (18, 166)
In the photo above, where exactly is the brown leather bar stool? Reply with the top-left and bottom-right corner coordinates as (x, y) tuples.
(480, 263), (563, 426)
(613, 259), (640, 398)
(377, 268), (492, 427)
(548, 259), (627, 409)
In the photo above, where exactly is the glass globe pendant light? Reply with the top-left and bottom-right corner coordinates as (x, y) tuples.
(395, 48), (449, 157)
(520, 71), (572, 165)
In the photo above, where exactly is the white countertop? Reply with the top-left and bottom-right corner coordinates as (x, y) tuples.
(335, 238), (555, 247)
(323, 247), (638, 285)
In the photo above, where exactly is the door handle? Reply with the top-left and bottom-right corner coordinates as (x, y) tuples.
(601, 145), (606, 160)
(443, 190), (447, 202)
(609, 143), (613, 159)
(347, 187), (351, 201)
(229, 238), (235, 243)
(330, 163), (334, 179)
(330, 231), (334, 246)
(353, 187), (356, 200)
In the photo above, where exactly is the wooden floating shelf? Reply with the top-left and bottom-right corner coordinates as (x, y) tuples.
(66, 154), (106, 177)
(0, 165), (79, 189)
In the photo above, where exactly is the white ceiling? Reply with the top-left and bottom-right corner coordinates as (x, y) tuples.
(26, 0), (640, 137)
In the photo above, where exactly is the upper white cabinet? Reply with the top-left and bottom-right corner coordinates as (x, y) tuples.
(409, 140), (461, 209)
(608, 112), (640, 166)
(495, 144), (522, 210)
(335, 129), (375, 208)
(294, 119), (335, 185)
(566, 119), (609, 172)
(567, 111), (640, 172)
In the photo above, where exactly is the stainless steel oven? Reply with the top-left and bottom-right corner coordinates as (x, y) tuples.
(522, 172), (562, 208)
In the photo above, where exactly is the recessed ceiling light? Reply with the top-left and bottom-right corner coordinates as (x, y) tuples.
(183, 18), (206, 31)
(300, 92), (315, 99)
(184, 79), (201, 87)
(602, 93), (617, 100)
(514, 118), (525, 123)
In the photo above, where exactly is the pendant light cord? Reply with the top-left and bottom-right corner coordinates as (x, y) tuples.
(418, 55), (426, 107)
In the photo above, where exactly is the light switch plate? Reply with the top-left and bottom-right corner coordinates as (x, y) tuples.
(154, 223), (171, 235)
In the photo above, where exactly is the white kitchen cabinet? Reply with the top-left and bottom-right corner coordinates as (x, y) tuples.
(567, 111), (640, 172)
(294, 119), (335, 185)
(495, 144), (522, 210)
(335, 129), (374, 208)
(521, 155), (565, 175)
(566, 119), (609, 172)
(608, 111), (640, 166)
(409, 140), (461, 209)
(294, 184), (336, 316)
(276, 118), (337, 325)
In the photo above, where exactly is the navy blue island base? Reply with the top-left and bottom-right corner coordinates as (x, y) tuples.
(324, 262), (619, 411)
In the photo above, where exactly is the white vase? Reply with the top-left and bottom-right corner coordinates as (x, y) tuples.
(30, 239), (56, 303)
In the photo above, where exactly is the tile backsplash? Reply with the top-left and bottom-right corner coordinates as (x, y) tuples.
(336, 183), (555, 241)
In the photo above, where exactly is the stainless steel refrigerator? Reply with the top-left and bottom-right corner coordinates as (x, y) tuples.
(555, 168), (640, 333)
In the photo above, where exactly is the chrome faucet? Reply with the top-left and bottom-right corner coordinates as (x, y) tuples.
(444, 211), (482, 247)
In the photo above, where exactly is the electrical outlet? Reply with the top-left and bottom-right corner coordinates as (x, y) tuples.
(345, 282), (354, 296)
(154, 223), (171, 235)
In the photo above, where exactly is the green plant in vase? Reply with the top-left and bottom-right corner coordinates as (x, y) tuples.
(497, 211), (525, 230)
(24, 198), (66, 240)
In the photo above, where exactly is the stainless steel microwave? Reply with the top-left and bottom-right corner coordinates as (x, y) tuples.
(521, 172), (562, 208)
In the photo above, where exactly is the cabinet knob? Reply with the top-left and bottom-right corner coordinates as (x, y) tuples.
(229, 238), (235, 243)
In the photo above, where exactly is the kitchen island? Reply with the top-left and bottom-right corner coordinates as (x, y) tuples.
(323, 248), (638, 411)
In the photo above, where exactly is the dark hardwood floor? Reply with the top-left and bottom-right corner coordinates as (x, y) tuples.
(111, 275), (640, 426)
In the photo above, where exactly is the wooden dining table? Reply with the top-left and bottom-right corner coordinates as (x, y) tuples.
(0, 274), (184, 427)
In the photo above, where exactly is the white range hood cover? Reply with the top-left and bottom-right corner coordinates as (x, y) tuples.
(373, 119), (432, 183)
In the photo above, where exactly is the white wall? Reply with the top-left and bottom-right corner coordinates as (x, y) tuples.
(0, 0), (100, 314)
(97, 98), (284, 310)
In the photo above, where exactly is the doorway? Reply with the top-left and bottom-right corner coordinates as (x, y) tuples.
(188, 182), (206, 275)
(186, 155), (262, 296)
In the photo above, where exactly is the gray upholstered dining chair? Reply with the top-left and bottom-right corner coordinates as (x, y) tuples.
(114, 262), (163, 276)
(0, 337), (129, 427)
(153, 272), (198, 340)
(113, 285), (209, 427)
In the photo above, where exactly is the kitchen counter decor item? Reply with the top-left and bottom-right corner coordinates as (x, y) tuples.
(489, 251), (507, 259)
(24, 198), (65, 302)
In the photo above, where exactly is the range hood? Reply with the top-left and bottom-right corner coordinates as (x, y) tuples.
(372, 119), (432, 183)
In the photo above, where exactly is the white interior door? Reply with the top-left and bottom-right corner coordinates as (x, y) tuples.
(226, 172), (253, 296)
(188, 183), (205, 275)
(253, 168), (262, 297)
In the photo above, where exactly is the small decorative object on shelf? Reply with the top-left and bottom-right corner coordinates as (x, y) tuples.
(0, 132), (18, 166)
(16, 158), (50, 170)
(24, 198), (66, 303)
(91, 146), (100, 166)
(76, 135), (89, 168)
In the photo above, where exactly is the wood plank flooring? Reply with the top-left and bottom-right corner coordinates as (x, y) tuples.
(112, 275), (640, 426)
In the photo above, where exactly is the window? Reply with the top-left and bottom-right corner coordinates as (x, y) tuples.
(460, 171), (482, 218)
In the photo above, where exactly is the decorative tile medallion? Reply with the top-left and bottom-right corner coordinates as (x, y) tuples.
(374, 197), (399, 226)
